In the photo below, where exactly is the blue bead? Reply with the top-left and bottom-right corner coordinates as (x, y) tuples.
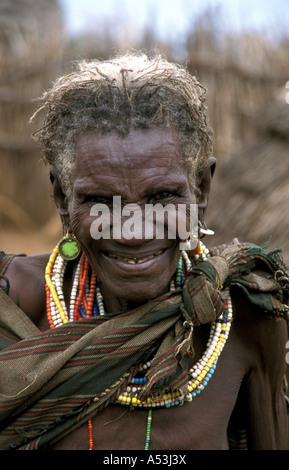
(79, 306), (86, 319)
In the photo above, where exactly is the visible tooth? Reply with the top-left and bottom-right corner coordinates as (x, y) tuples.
(107, 250), (164, 264)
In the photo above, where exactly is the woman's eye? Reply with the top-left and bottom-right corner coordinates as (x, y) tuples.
(85, 195), (112, 205)
(151, 192), (176, 202)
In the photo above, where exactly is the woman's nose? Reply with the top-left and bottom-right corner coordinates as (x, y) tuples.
(111, 203), (146, 245)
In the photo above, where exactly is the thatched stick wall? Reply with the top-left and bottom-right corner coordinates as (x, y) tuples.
(0, 0), (64, 230)
(207, 103), (289, 262)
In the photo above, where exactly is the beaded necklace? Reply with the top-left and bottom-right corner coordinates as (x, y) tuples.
(45, 242), (232, 450)
(116, 297), (232, 409)
(45, 246), (105, 328)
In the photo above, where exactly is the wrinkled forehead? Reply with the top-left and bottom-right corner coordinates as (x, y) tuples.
(74, 126), (186, 175)
(71, 126), (191, 199)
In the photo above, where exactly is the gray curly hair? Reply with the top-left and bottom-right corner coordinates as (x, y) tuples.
(32, 52), (213, 197)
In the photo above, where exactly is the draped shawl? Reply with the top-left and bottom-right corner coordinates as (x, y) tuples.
(0, 242), (288, 450)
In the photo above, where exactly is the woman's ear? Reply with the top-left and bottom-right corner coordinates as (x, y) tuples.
(49, 166), (70, 229)
(197, 157), (216, 223)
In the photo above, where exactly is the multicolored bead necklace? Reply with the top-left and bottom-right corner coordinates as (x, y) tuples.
(116, 296), (232, 410)
(45, 246), (105, 328)
(45, 240), (232, 450)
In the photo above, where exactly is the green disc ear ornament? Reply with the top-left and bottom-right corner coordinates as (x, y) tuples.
(58, 234), (81, 261)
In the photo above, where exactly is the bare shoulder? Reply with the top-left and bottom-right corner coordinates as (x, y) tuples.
(230, 288), (287, 369)
(4, 253), (50, 328)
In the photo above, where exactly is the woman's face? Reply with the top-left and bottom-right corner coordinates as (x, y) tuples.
(67, 126), (196, 310)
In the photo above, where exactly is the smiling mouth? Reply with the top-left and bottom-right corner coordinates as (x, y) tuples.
(103, 248), (166, 265)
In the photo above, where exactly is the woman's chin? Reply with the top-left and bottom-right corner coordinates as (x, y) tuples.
(104, 280), (171, 308)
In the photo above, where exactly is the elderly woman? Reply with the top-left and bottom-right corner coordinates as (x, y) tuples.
(0, 53), (288, 451)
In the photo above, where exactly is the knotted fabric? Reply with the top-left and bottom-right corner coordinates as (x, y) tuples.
(0, 242), (288, 449)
